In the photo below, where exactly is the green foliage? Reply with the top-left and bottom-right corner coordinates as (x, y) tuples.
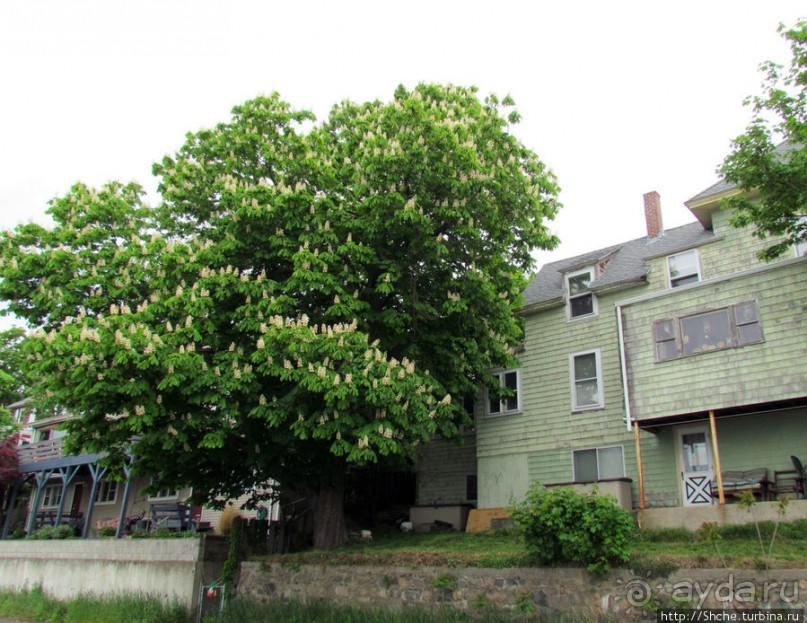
(97, 526), (117, 537)
(431, 574), (456, 591)
(129, 528), (197, 539)
(27, 524), (77, 539)
(207, 596), (560, 623)
(0, 85), (561, 548)
(0, 587), (188, 623)
(719, 20), (807, 260)
(222, 516), (243, 590)
(510, 485), (635, 575)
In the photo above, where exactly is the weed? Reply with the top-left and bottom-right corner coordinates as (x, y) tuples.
(514, 591), (535, 616)
(432, 574), (457, 591)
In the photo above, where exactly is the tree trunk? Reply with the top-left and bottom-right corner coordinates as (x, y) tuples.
(312, 482), (347, 550)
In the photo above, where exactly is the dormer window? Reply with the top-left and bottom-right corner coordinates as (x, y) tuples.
(566, 267), (597, 319)
(667, 250), (701, 288)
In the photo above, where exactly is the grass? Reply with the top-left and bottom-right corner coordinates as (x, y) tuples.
(0, 586), (190, 623)
(260, 520), (807, 572)
(206, 597), (597, 622)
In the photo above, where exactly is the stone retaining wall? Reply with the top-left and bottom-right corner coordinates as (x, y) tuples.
(239, 562), (807, 619)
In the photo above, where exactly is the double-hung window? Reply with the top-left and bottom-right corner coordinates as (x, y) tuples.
(573, 446), (625, 481)
(41, 484), (62, 508)
(95, 480), (118, 504)
(570, 350), (603, 410)
(795, 216), (807, 257)
(667, 249), (701, 288)
(487, 369), (520, 416)
(566, 267), (596, 319)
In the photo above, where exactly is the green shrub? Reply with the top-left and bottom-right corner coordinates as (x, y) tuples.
(510, 484), (634, 575)
(27, 525), (77, 540)
(98, 526), (117, 537)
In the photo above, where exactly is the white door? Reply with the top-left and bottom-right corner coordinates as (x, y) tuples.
(677, 426), (714, 506)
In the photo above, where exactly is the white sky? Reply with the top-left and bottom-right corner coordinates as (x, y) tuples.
(0, 1), (804, 330)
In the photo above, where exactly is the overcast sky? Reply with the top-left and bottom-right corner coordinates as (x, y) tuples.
(0, 1), (804, 330)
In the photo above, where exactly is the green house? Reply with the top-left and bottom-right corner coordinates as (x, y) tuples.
(415, 176), (807, 530)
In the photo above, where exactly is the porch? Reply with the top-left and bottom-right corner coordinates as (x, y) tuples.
(3, 438), (195, 539)
(636, 498), (807, 530)
(630, 401), (807, 521)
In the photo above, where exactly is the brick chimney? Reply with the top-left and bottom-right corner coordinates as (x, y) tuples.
(643, 191), (663, 239)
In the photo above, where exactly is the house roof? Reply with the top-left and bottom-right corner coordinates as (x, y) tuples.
(522, 221), (714, 311)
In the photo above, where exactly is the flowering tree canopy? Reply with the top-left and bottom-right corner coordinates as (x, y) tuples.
(0, 85), (560, 547)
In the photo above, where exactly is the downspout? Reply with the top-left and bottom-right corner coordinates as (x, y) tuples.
(616, 303), (632, 431)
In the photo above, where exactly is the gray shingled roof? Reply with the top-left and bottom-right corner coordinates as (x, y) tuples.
(686, 141), (795, 205)
(522, 221), (714, 310)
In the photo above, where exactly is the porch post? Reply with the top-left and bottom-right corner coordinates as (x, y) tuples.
(26, 469), (54, 535)
(709, 410), (725, 505)
(54, 465), (80, 526)
(82, 463), (108, 538)
(115, 457), (135, 538)
(1, 478), (24, 538)
(633, 420), (645, 510)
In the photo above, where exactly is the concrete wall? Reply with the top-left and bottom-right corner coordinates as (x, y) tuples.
(238, 562), (807, 619)
(637, 499), (807, 530)
(0, 537), (227, 612)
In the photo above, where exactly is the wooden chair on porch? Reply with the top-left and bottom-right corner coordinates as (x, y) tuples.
(770, 457), (805, 500)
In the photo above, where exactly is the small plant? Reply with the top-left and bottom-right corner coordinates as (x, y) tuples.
(737, 491), (791, 570)
(98, 526), (117, 537)
(510, 484), (635, 575)
(514, 591), (536, 615)
(431, 574), (456, 591)
(696, 522), (727, 568)
(473, 592), (492, 611)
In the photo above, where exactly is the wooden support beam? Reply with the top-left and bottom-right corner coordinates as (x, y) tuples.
(634, 420), (646, 510)
(709, 410), (725, 505)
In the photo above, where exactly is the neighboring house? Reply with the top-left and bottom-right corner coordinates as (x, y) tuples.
(1, 401), (279, 539)
(2, 402), (193, 538)
(416, 177), (807, 526)
(7, 398), (36, 445)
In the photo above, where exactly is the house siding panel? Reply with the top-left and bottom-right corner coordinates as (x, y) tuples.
(415, 436), (477, 506)
(622, 258), (807, 421)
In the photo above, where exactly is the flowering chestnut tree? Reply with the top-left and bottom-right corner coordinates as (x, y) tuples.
(0, 84), (559, 548)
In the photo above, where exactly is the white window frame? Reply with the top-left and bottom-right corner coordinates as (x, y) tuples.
(667, 249), (701, 288)
(41, 484), (63, 509)
(148, 478), (178, 500)
(572, 445), (626, 482)
(565, 267), (598, 320)
(485, 369), (521, 417)
(94, 480), (119, 505)
(569, 349), (604, 411)
(794, 216), (807, 257)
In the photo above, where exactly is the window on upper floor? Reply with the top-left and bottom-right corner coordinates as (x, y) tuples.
(795, 216), (807, 257)
(570, 349), (603, 411)
(667, 249), (701, 288)
(654, 301), (764, 362)
(149, 477), (178, 500)
(95, 480), (119, 504)
(486, 369), (520, 416)
(566, 267), (597, 319)
(573, 446), (624, 482)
